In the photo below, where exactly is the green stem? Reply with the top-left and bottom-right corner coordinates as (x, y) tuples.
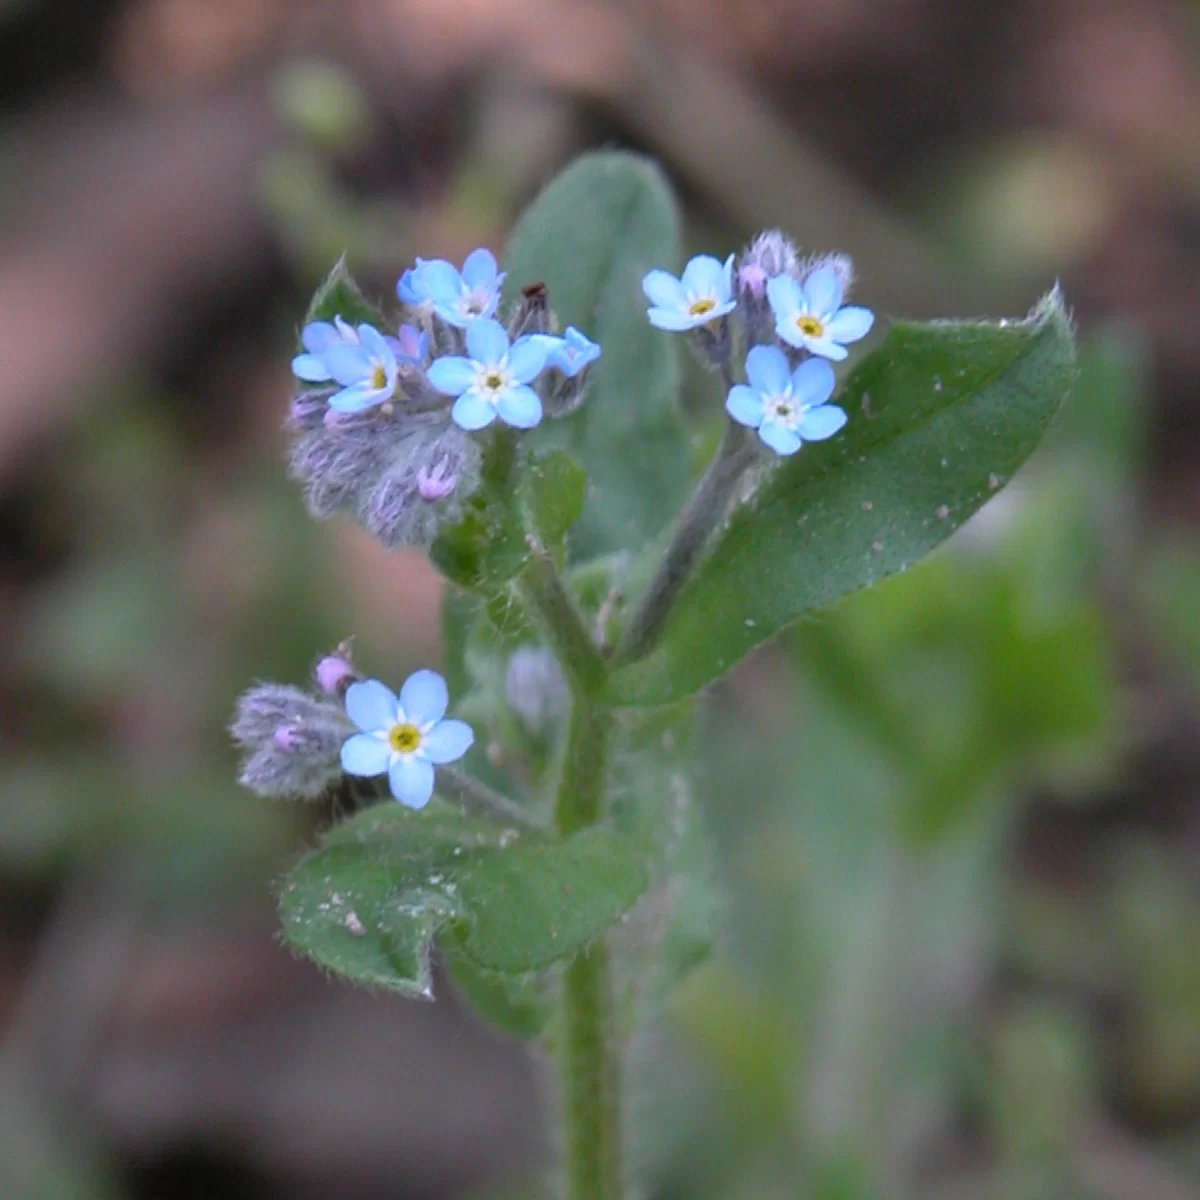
(434, 766), (541, 831)
(559, 941), (622, 1200)
(554, 697), (619, 1200)
(519, 549), (607, 699)
(615, 418), (757, 665)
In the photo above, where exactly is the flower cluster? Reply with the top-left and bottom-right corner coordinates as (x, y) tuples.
(287, 249), (602, 551)
(642, 230), (874, 456)
(233, 654), (474, 811)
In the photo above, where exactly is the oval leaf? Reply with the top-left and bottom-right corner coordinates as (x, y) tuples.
(304, 257), (386, 329)
(502, 152), (691, 557)
(278, 807), (648, 994)
(608, 291), (1077, 707)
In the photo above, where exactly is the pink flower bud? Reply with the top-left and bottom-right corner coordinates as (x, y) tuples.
(417, 457), (458, 501)
(738, 263), (769, 300)
(273, 724), (298, 751)
(315, 655), (356, 696)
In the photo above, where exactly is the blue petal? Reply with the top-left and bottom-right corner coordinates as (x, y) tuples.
(302, 322), (339, 353)
(507, 337), (547, 384)
(427, 356), (477, 396)
(642, 270), (685, 309)
(825, 306), (874, 344)
(802, 265), (844, 317)
(328, 381), (389, 413)
(345, 679), (398, 733)
(389, 756), (434, 809)
(790, 357), (837, 407)
(797, 404), (847, 441)
(722, 253), (735, 293)
(341, 733), (390, 776)
(802, 334), (848, 362)
(758, 419), (803, 456)
(465, 318), (508, 365)
(496, 385), (543, 429)
(725, 384), (765, 429)
(680, 255), (730, 300)
(397, 267), (421, 304)
(400, 669), (448, 726)
(452, 391), (497, 431)
(414, 259), (462, 306)
(460, 247), (498, 288)
(767, 274), (803, 318)
(647, 307), (699, 332)
(745, 344), (791, 394)
(422, 719), (474, 764)
(357, 323), (391, 365)
(292, 353), (333, 382)
(323, 344), (371, 386)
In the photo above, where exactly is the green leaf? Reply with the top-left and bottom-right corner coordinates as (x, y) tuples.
(502, 152), (691, 557)
(521, 449), (587, 550)
(443, 942), (549, 1037)
(304, 257), (385, 329)
(278, 807), (649, 995)
(608, 291), (1077, 707)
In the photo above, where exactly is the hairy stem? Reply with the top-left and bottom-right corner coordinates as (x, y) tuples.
(434, 766), (541, 831)
(519, 548), (607, 699)
(554, 697), (619, 1200)
(559, 941), (622, 1200)
(615, 418), (757, 664)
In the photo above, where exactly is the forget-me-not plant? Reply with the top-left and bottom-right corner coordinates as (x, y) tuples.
(725, 345), (845, 456)
(237, 150), (1075, 1200)
(340, 671), (474, 809)
(427, 318), (547, 430)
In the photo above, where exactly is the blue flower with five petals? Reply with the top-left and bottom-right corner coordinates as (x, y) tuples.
(340, 670), (474, 809)
(531, 326), (601, 378)
(427, 319), (547, 431)
(767, 265), (874, 361)
(725, 344), (846, 456)
(310, 323), (401, 413)
(643, 254), (736, 331)
(407, 248), (505, 328)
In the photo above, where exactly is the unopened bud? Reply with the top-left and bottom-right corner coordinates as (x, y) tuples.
(315, 650), (358, 697)
(508, 281), (555, 339)
(416, 456), (458, 501)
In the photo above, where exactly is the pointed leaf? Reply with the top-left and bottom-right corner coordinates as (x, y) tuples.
(608, 292), (1077, 707)
(304, 257), (386, 330)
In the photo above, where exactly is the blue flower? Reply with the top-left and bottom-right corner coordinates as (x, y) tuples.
(313, 323), (401, 413)
(767, 265), (874, 361)
(407, 248), (505, 328)
(725, 344), (846, 456)
(531, 326), (601, 378)
(643, 254), (736, 331)
(426, 318), (547, 431)
(340, 671), (474, 809)
(291, 316), (361, 383)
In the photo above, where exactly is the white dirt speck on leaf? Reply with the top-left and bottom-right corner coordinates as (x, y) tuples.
(344, 911), (365, 936)
(988, 473), (1001, 489)
(936, 505), (950, 520)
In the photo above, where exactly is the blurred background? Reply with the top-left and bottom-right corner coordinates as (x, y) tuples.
(3, 1), (1200, 1197)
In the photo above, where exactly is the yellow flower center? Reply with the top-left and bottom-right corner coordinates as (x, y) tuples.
(796, 315), (824, 338)
(371, 364), (389, 389)
(689, 298), (716, 318)
(388, 722), (422, 754)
